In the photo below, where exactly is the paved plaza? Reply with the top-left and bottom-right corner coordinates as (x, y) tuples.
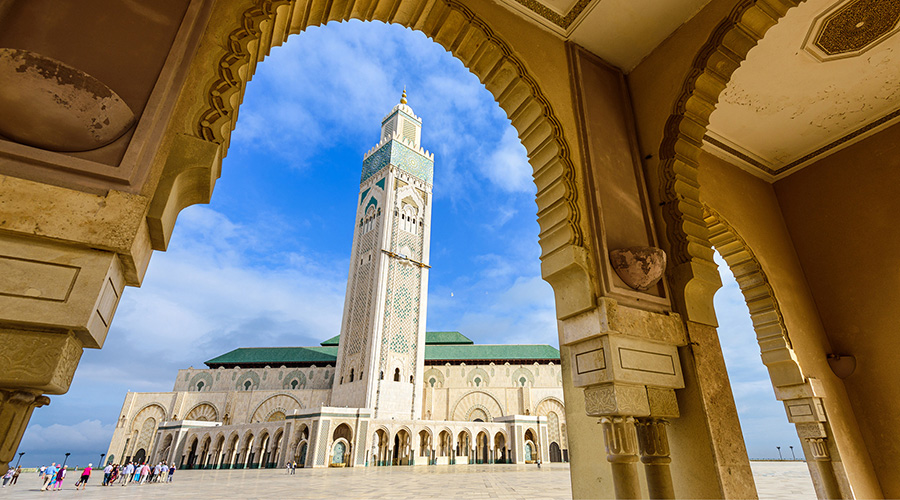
(0, 462), (815, 499)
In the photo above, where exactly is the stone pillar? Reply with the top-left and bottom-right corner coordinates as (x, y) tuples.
(575, 333), (685, 500)
(0, 390), (50, 475)
(600, 416), (642, 499)
(0, 234), (126, 474)
(636, 419), (674, 500)
(806, 438), (842, 500)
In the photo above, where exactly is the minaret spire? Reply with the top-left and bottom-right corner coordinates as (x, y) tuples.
(400, 87), (408, 104)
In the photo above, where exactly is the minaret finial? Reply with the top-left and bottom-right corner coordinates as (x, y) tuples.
(400, 87), (408, 104)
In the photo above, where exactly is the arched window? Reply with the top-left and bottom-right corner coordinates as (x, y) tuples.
(290, 380), (298, 390)
(474, 377), (481, 387)
(393, 368), (401, 382)
(340, 376), (344, 384)
(519, 377), (527, 387)
(196, 381), (204, 391)
(400, 204), (418, 234)
(380, 371), (384, 380)
(429, 378), (436, 387)
(409, 375), (414, 383)
(350, 369), (354, 382)
(244, 380), (252, 391)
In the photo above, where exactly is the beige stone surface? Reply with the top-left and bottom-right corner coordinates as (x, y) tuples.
(0, 462), (818, 499)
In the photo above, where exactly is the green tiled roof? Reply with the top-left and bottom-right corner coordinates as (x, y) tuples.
(320, 331), (474, 347)
(206, 346), (337, 367)
(205, 342), (558, 368)
(424, 344), (559, 362)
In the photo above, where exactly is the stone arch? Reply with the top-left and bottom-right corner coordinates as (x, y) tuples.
(704, 208), (803, 385)
(510, 366), (534, 387)
(704, 206), (851, 497)
(251, 394), (302, 423)
(188, 372), (214, 392)
(281, 369), (308, 390)
(534, 396), (566, 447)
(423, 367), (444, 388)
(130, 403), (167, 430)
(656, 0), (803, 313)
(129, 403), (166, 460)
(154, 0), (595, 321)
(185, 402), (220, 422)
(451, 390), (504, 421)
(466, 367), (490, 387)
(235, 371), (260, 391)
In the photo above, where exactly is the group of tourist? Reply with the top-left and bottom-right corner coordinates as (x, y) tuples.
(31, 460), (176, 491)
(101, 461), (176, 486)
(1, 466), (21, 487)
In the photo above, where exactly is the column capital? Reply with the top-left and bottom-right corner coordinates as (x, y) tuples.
(599, 416), (640, 463)
(635, 418), (671, 465)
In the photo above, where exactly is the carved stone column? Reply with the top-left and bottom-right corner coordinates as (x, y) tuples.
(805, 436), (843, 499)
(636, 418), (674, 500)
(600, 416), (642, 499)
(577, 333), (685, 500)
(782, 389), (847, 500)
(0, 234), (125, 475)
(0, 390), (50, 475)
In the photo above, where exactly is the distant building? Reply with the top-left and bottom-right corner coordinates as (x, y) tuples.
(105, 94), (567, 469)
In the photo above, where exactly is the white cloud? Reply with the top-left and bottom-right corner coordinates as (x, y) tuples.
(19, 420), (115, 466)
(480, 127), (533, 193)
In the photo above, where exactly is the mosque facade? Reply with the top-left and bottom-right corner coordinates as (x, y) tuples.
(104, 95), (567, 469)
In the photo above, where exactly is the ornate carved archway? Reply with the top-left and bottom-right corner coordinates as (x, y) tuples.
(154, 0), (597, 319)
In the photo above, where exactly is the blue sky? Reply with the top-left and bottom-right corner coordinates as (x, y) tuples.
(18, 21), (802, 468)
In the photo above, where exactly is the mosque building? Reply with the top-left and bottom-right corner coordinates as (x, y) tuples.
(104, 93), (568, 469)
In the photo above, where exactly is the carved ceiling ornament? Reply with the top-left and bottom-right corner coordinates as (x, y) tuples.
(805, 0), (900, 61)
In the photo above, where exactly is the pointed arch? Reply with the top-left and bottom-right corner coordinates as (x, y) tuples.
(656, 0), (803, 307)
(152, 0), (594, 320)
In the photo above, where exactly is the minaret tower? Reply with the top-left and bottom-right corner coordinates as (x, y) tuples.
(331, 91), (434, 419)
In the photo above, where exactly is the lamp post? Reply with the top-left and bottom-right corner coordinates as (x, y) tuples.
(776, 447), (783, 460)
(62, 452), (71, 468)
(14, 452), (24, 468)
(100, 453), (106, 467)
(789, 446), (795, 460)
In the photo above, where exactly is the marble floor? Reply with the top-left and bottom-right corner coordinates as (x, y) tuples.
(0, 462), (816, 499)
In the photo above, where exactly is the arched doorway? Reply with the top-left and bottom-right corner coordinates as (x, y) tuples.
(523, 429), (538, 464)
(456, 431), (470, 464)
(133, 448), (146, 464)
(494, 433), (507, 464)
(373, 429), (390, 467)
(418, 430), (432, 465)
(549, 442), (561, 463)
(476, 431), (489, 464)
(393, 429), (411, 466)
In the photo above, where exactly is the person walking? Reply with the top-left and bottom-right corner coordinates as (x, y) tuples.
(167, 464), (175, 483)
(11, 466), (21, 486)
(51, 465), (66, 491)
(102, 463), (113, 486)
(75, 463), (92, 490)
(121, 462), (134, 486)
(2, 467), (13, 487)
(139, 462), (150, 484)
(41, 463), (57, 491)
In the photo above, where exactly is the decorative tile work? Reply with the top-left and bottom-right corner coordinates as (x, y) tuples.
(315, 420), (330, 466)
(356, 421), (368, 464)
(361, 140), (433, 184)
